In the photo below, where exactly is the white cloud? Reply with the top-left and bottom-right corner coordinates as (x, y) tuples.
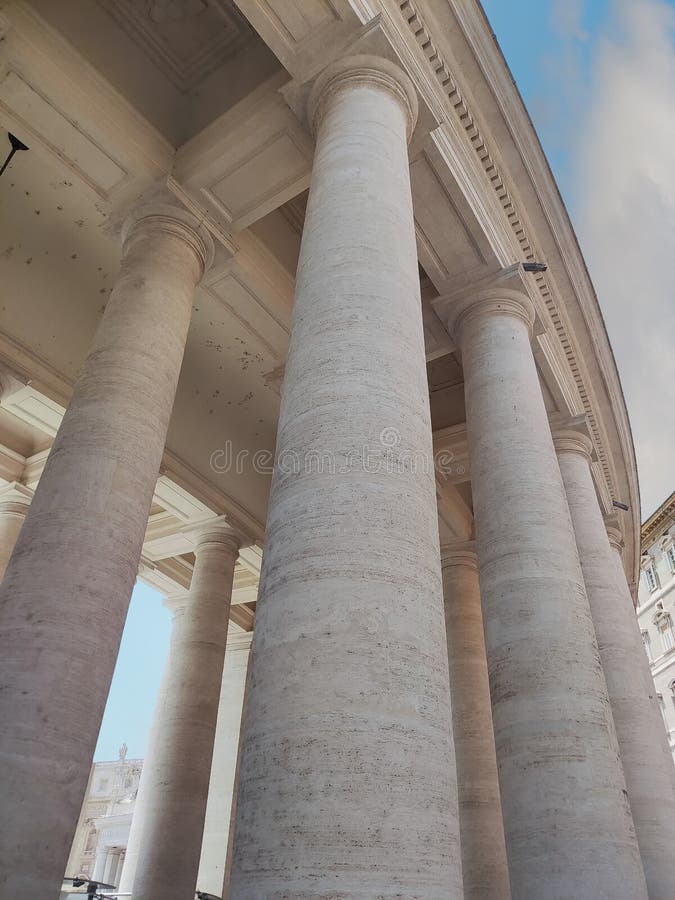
(573, 0), (675, 517)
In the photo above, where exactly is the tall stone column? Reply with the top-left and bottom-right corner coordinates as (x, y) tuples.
(130, 519), (241, 900)
(0, 200), (212, 900)
(555, 426), (675, 900)
(441, 543), (511, 900)
(443, 290), (647, 900)
(230, 56), (462, 898)
(0, 483), (31, 580)
(197, 631), (252, 899)
(117, 595), (177, 896)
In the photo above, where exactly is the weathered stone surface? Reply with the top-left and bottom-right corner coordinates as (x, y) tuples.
(441, 544), (511, 900)
(229, 56), (462, 898)
(129, 520), (241, 900)
(0, 205), (210, 900)
(450, 292), (648, 900)
(556, 430), (675, 900)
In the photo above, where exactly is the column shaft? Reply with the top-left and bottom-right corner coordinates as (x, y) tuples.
(442, 546), (511, 900)
(117, 637), (173, 895)
(230, 56), (461, 897)
(556, 435), (675, 899)
(453, 293), (647, 899)
(0, 205), (210, 900)
(0, 487), (30, 581)
(197, 632), (252, 899)
(130, 523), (240, 900)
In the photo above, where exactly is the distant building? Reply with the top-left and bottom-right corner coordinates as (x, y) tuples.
(637, 492), (675, 760)
(63, 744), (142, 889)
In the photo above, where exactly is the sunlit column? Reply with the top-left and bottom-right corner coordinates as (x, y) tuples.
(230, 55), (462, 897)
(555, 424), (675, 900)
(442, 289), (648, 900)
(0, 199), (212, 900)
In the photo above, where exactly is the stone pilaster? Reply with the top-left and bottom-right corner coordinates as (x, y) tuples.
(555, 425), (675, 900)
(230, 55), (462, 897)
(0, 200), (212, 900)
(441, 543), (511, 900)
(443, 289), (647, 900)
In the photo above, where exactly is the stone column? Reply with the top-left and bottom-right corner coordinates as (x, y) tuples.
(441, 543), (511, 900)
(102, 848), (119, 887)
(197, 631), (252, 899)
(130, 520), (241, 900)
(117, 596), (177, 896)
(555, 427), (675, 900)
(444, 290), (647, 900)
(230, 55), (461, 898)
(0, 201), (212, 900)
(92, 846), (108, 883)
(0, 483), (31, 581)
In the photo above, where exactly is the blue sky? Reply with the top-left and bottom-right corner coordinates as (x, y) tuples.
(95, 0), (675, 760)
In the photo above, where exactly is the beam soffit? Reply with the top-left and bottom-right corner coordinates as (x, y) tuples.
(0, 1), (637, 579)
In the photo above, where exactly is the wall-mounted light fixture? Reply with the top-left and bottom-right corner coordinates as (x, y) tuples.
(0, 132), (29, 179)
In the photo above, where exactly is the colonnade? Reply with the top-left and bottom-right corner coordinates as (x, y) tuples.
(0, 54), (674, 900)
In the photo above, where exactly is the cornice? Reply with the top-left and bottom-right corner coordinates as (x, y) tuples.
(395, 0), (638, 583)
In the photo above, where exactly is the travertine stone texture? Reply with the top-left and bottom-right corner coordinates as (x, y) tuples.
(198, 631), (252, 900)
(0, 488), (31, 580)
(0, 205), (211, 900)
(130, 522), (241, 900)
(450, 292), (648, 900)
(441, 544), (511, 900)
(555, 432), (675, 900)
(230, 55), (462, 898)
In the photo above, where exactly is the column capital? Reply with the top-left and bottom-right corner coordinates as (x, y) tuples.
(183, 515), (244, 556)
(308, 54), (418, 142)
(606, 525), (624, 554)
(440, 540), (478, 571)
(121, 197), (214, 276)
(551, 416), (595, 462)
(445, 288), (536, 346)
(0, 482), (32, 517)
(163, 590), (190, 617)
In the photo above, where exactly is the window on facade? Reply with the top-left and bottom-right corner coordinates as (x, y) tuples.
(667, 544), (675, 574)
(645, 563), (660, 593)
(659, 618), (675, 653)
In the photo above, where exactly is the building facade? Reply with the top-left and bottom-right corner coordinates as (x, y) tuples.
(63, 747), (142, 888)
(637, 492), (675, 761)
(0, 2), (673, 899)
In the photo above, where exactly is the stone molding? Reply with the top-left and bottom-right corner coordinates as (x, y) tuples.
(397, 0), (637, 576)
(551, 426), (594, 464)
(182, 515), (245, 556)
(606, 524), (624, 555)
(307, 54), (419, 141)
(445, 288), (536, 345)
(440, 540), (477, 570)
(0, 481), (33, 518)
(121, 201), (215, 276)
